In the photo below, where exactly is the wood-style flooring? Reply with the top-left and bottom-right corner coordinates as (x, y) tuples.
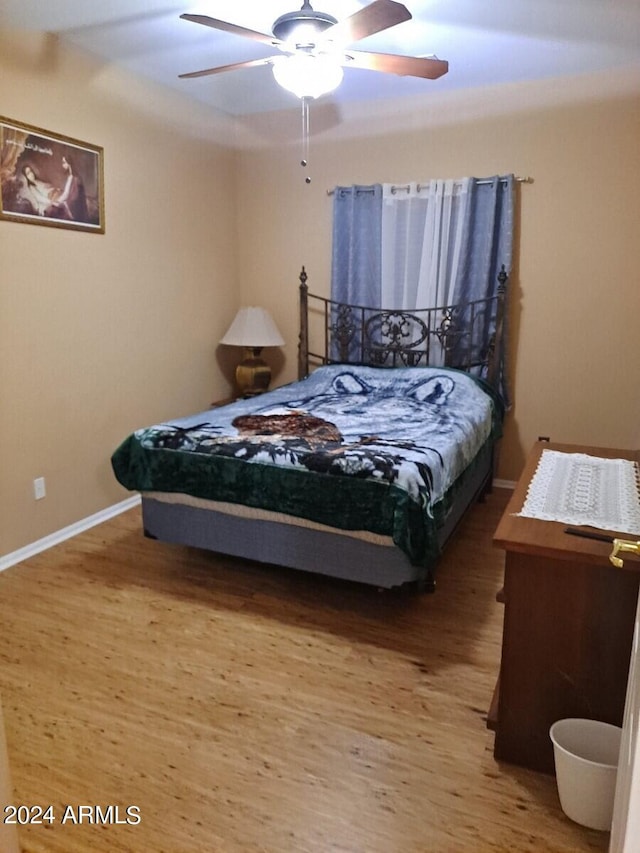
(0, 490), (608, 852)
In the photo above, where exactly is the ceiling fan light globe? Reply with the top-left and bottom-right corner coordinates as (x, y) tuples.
(272, 54), (343, 99)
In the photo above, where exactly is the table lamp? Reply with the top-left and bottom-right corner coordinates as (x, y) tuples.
(220, 306), (285, 397)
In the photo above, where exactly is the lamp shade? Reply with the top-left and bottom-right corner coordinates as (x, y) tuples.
(220, 307), (285, 348)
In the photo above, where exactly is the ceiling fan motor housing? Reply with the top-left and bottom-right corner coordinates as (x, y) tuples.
(272, 7), (338, 44)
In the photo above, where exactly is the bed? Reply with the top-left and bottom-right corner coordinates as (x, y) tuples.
(111, 266), (508, 591)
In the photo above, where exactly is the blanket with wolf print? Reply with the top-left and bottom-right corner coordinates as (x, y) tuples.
(111, 365), (503, 565)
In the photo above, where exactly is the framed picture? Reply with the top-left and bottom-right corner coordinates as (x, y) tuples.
(0, 116), (104, 233)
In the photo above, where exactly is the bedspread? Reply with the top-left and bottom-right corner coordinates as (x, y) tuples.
(111, 365), (503, 564)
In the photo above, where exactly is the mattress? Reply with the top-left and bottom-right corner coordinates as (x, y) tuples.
(112, 363), (503, 567)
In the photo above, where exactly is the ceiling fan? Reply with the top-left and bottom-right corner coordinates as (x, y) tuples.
(179, 0), (448, 99)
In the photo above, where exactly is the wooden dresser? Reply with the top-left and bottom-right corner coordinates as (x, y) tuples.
(490, 441), (640, 773)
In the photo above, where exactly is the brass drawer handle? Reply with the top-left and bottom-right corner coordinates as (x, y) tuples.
(610, 538), (640, 568)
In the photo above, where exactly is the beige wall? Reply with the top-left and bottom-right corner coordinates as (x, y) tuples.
(0, 31), (239, 556)
(235, 72), (640, 481)
(1, 28), (639, 559)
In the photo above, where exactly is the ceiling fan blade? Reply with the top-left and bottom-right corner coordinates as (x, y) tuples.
(346, 50), (448, 80)
(323, 0), (411, 45)
(180, 13), (277, 46)
(179, 56), (278, 80)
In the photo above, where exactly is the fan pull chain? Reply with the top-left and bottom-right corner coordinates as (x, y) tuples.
(301, 96), (311, 184)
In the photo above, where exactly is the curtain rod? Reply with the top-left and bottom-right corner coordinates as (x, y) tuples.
(327, 176), (533, 195)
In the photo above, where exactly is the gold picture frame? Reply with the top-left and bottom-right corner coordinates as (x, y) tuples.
(0, 116), (104, 233)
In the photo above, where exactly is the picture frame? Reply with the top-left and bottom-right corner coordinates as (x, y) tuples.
(0, 116), (104, 233)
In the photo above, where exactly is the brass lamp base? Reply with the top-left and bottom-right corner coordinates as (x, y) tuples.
(235, 347), (272, 397)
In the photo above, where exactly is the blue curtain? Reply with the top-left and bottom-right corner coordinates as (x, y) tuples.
(450, 175), (514, 406)
(331, 184), (383, 306)
(450, 175), (514, 304)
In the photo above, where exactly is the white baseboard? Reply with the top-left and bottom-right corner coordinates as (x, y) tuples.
(0, 495), (141, 574)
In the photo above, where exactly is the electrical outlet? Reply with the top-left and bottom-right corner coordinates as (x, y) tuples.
(33, 477), (46, 500)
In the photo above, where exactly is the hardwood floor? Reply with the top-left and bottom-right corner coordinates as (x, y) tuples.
(0, 490), (608, 852)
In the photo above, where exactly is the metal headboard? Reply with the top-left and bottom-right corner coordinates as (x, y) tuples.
(297, 266), (508, 389)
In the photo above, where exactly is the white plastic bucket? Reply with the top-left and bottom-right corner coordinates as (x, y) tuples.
(549, 718), (622, 831)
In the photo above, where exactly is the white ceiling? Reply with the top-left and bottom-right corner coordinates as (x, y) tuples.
(1, 0), (640, 117)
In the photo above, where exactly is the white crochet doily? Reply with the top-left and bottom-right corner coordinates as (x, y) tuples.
(516, 449), (640, 535)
